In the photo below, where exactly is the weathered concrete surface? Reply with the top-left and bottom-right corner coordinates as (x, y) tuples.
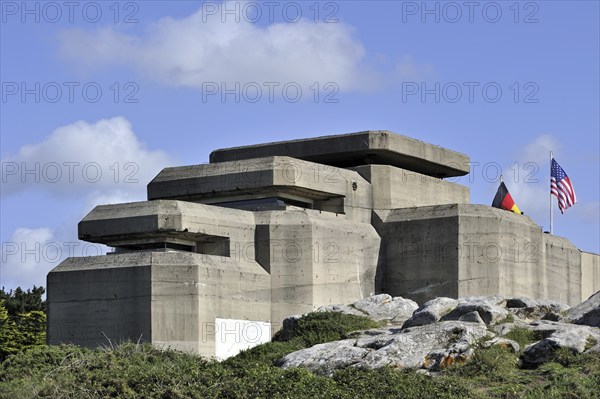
(47, 252), (271, 357)
(254, 208), (380, 327)
(47, 130), (599, 358)
(76, 200), (381, 337)
(79, 200), (256, 251)
(210, 131), (470, 178)
(374, 204), (589, 306)
(582, 252), (600, 301)
(351, 164), (469, 209)
(148, 156), (373, 223)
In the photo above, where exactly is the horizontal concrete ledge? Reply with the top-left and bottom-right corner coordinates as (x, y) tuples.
(147, 156), (365, 202)
(78, 200), (254, 246)
(210, 131), (470, 178)
(378, 203), (539, 224)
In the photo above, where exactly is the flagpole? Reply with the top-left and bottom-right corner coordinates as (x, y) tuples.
(550, 151), (553, 234)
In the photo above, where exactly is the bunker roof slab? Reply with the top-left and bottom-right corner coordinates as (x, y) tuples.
(210, 130), (470, 178)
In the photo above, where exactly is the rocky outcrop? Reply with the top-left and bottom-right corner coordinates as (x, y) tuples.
(318, 294), (418, 324)
(402, 297), (458, 328)
(277, 321), (489, 376)
(566, 291), (600, 327)
(505, 297), (570, 322)
(277, 292), (600, 376)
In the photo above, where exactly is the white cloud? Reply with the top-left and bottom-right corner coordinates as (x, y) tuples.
(506, 134), (565, 226)
(1, 116), (172, 198)
(1, 228), (56, 289)
(58, 2), (381, 92)
(394, 55), (435, 80)
(1, 226), (109, 290)
(520, 134), (561, 166)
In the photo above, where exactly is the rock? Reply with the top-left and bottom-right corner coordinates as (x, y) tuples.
(317, 304), (365, 318)
(278, 321), (489, 375)
(402, 297), (458, 328)
(566, 290), (600, 327)
(491, 320), (530, 336)
(461, 295), (507, 306)
(276, 340), (369, 376)
(541, 312), (563, 322)
(458, 311), (486, 325)
(482, 337), (520, 352)
(536, 299), (571, 314)
(506, 297), (570, 321)
(585, 341), (600, 354)
(275, 315), (303, 341)
(522, 322), (600, 365)
(319, 294), (418, 324)
(440, 298), (509, 326)
(352, 294), (418, 323)
(506, 297), (539, 308)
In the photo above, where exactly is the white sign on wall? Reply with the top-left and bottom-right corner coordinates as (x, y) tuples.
(214, 318), (271, 360)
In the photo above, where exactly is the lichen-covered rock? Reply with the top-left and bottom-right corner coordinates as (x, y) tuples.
(458, 310), (486, 325)
(440, 298), (509, 326)
(316, 304), (365, 318)
(566, 290), (600, 327)
(276, 340), (370, 376)
(482, 337), (521, 352)
(506, 297), (570, 321)
(278, 321), (489, 376)
(522, 322), (600, 365)
(402, 297), (458, 328)
(491, 320), (530, 336)
(279, 293), (600, 375)
(319, 294), (418, 324)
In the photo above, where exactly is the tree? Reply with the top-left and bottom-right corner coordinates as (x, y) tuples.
(0, 300), (22, 360)
(0, 286), (46, 315)
(0, 287), (47, 361)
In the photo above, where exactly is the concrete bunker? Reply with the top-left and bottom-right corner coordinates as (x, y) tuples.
(47, 130), (600, 358)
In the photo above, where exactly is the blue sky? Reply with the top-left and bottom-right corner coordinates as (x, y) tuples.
(1, 0), (599, 291)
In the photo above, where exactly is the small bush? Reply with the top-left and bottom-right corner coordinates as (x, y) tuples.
(273, 311), (380, 347)
(444, 346), (518, 381)
(503, 326), (543, 349)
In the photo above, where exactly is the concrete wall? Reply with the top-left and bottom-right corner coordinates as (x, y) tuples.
(351, 165), (469, 210)
(147, 157), (373, 224)
(48, 251), (271, 358)
(582, 251), (600, 301)
(373, 207), (460, 304)
(47, 253), (153, 348)
(47, 130), (599, 357)
(255, 208), (380, 328)
(375, 204), (594, 306)
(151, 252), (271, 356)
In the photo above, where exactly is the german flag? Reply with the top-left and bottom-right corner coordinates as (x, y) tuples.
(492, 182), (522, 214)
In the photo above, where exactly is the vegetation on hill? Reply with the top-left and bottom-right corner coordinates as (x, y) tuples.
(0, 287), (46, 361)
(1, 307), (599, 399)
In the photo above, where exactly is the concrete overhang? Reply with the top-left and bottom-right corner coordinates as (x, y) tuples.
(377, 203), (539, 224)
(78, 200), (253, 247)
(209, 131), (470, 178)
(147, 156), (364, 202)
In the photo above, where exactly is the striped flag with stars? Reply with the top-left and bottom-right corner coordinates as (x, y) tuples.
(551, 158), (576, 214)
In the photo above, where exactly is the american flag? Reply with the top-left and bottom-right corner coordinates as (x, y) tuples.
(551, 158), (576, 214)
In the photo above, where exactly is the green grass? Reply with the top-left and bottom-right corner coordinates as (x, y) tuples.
(1, 312), (599, 399)
(503, 326), (544, 348)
